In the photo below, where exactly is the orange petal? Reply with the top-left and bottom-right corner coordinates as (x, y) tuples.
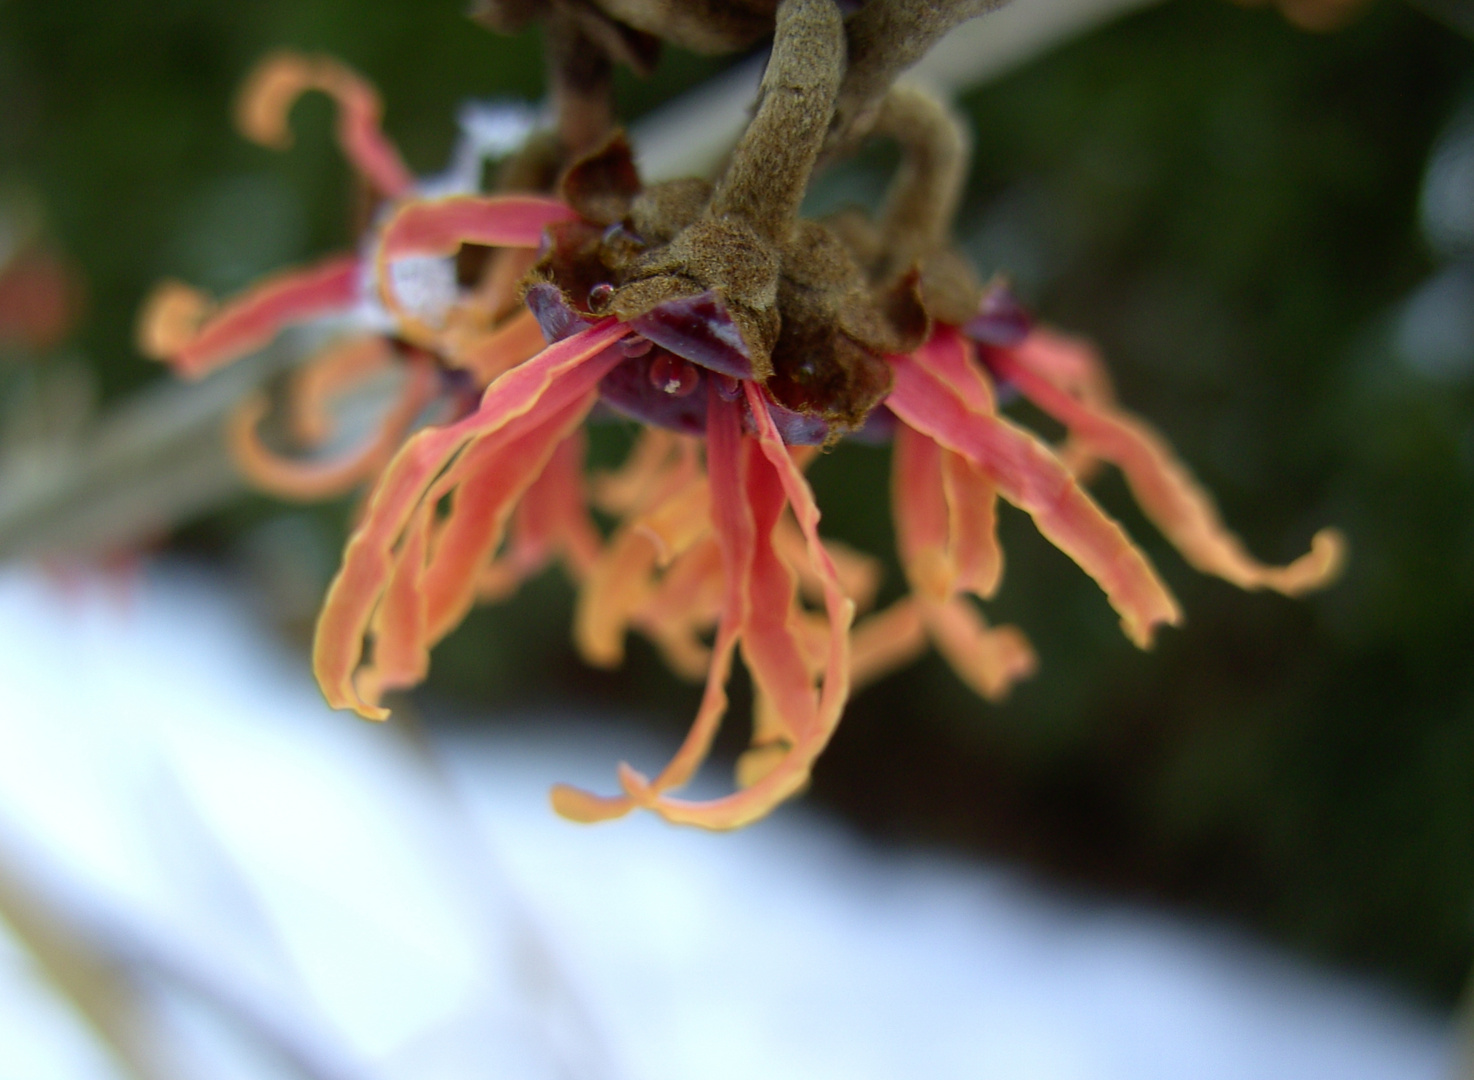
(469, 247), (541, 325)
(888, 329), (1181, 648)
(591, 429), (696, 515)
(227, 352), (436, 501)
(920, 596), (1037, 702)
(235, 50), (413, 199)
(636, 478), (712, 564)
(573, 528), (659, 668)
(555, 388), (756, 826)
(375, 195), (580, 342)
(998, 330), (1346, 596)
(355, 504), (432, 707)
(575, 471), (711, 668)
(509, 429), (604, 580)
(136, 280), (212, 361)
(941, 448), (1004, 600)
(774, 515), (881, 612)
(313, 319), (628, 718)
(286, 335), (397, 446)
(892, 421), (955, 602)
(733, 433), (819, 746)
(451, 309), (548, 387)
(418, 391), (598, 647)
(555, 383), (858, 830)
(632, 538), (725, 681)
(1002, 326), (1114, 479)
(142, 255), (361, 379)
(850, 597), (929, 691)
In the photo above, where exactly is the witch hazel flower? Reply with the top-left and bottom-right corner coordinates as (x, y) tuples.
(136, 52), (550, 502)
(144, 29), (1344, 829)
(311, 68), (1343, 828)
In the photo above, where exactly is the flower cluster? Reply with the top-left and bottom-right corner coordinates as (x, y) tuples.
(143, 55), (1344, 829)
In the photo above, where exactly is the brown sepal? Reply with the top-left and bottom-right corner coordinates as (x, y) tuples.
(872, 266), (931, 353)
(918, 248), (985, 327)
(560, 130), (643, 226)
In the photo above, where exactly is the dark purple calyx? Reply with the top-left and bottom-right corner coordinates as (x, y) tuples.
(627, 291), (755, 381)
(756, 397), (831, 445)
(598, 347), (710, 437)
(848, 404), (898, 445)
(525, 281), (592, 343)
(964, 280), (1032, 347)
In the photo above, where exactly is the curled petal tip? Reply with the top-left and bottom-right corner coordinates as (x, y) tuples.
(235, 50), (413, 197)
(616, 762), (657, 805)
(236, 51), (311, 149)
(137, 280), (210, 365)
(1277, 527), (1347, 596)
(549, 784), (634, 823)
(1122, 597), (1185, 650)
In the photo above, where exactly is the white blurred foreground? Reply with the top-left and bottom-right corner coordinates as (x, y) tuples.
(0, 566), (1453, 1080)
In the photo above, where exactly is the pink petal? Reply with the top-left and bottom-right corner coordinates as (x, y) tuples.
(892, 422), (953, 601)
(227, 352), (437, 501)
(142, 255), (360, 379)
(996, 331), (1346, 595)
(313, 319), (628, 718)
(887, 328), (1181, 648)
(235, 51), (414, 199)
(921, 596), (1037, 703)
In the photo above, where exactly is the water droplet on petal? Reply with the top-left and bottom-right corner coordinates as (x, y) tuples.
(588, 282), (615, 311)
(649, 353), (700, 397)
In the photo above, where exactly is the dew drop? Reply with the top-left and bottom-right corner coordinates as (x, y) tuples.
(588, 282), (615, 311)
(649, 353), (701, 397)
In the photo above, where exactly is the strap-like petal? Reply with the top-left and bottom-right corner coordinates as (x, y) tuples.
(941, 448), (1004, 600)
(226, 351), (436, 501)
(286, 336), (397, 445)
(138, 255), (360, 379)
(235, 51), (414, 199)
(995, 332), (1345, 596)
(374, 195), (580, 341)
(892, 422), (954, 601)
(887, 328), (1181, 648)
(313, 319), (627, 717)
(420, 395), (595, 647)
(922, 596), (1037, 702)
(850, 598), (929, 690)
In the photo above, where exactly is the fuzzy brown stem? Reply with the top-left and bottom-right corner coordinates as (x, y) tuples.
(829, 0), (1006, 153)
(872, 83), (971, 277)
(546, 3), (617, 159)
(707, 0), (844, 246)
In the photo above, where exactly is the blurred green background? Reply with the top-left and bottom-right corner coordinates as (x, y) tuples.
(3, 0), (1473, 1004)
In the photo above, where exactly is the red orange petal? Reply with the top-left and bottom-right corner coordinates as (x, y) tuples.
(892, 422), (954, 602)
(145, 255), (361, 379)
(997, 332), (1345, 596)
(921, 596), (1037, 702)
(236, 51), (413, 199)
(287, 336), (397, 446)
(888, 329), (1181, 648)
(850, 598), (929, 691)
(226, 355), (435, 501)
(941, 448), (1004, 600)
(313, 319), (628, 718)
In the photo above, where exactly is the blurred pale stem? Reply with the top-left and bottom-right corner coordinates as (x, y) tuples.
(0, 814), (375, 1080)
